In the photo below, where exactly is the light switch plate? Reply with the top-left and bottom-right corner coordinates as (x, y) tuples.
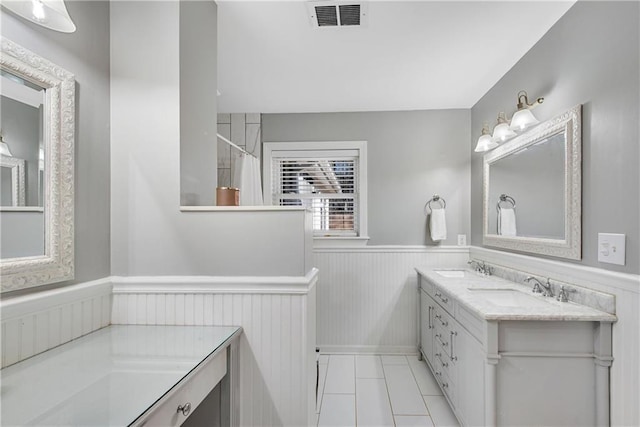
(457, 234), (467, 246)
(598, 233), (625, 265)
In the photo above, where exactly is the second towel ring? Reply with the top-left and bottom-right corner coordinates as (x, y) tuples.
(425, 194), (446, 214)
(496, 194), (516, 213)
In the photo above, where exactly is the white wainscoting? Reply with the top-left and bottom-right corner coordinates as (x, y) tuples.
(313, 246), (470, 353)
(1, 278), (112, 368)
(111, 270), (318, 427)
(470, 247), (640, 427)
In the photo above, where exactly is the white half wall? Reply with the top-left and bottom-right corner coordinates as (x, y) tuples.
(1, 278), (112, 368)
(109, 1), (312, 277)
(111, 271), (318, 427)
(314, 246), (469, 353)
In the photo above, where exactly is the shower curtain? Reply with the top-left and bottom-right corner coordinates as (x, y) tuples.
(238, 154), (264, 206)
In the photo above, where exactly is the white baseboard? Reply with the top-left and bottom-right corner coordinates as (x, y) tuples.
(318, 345), (419, 355)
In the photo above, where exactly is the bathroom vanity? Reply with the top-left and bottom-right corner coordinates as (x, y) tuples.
(0, 325), (241, 426)
(417, 268), (615, 427)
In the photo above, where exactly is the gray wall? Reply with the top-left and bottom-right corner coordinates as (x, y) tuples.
(1, 1), (111, 294)
(263, 110), (471, 246)
(110, 1), (313, 277)
(179, 0), (217, 206)
(471, 1), (639, 274)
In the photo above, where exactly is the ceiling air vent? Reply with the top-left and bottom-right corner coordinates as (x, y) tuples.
(308, 2), (367, 29)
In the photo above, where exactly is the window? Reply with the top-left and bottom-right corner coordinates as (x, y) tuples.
(263, 141), (368, 241)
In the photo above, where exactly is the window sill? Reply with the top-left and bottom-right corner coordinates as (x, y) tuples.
(313, 236), (370, 248)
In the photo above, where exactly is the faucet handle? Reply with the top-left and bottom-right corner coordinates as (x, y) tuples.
(556, 285), (577, 302)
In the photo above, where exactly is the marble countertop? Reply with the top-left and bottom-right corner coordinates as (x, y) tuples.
(416, 267), (617, 322)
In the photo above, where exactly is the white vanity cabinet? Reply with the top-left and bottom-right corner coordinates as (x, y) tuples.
(417, 269), (615, 427)
(420, 285), (485, 426)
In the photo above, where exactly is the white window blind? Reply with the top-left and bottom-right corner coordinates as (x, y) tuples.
(272, 156), (359, 236)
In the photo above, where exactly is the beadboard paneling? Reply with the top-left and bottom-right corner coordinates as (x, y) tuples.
(111, 272), (317, 427)
(471, 247), (640, 427)
(1, 278), (112, 368)
(313, 246), (469, 353)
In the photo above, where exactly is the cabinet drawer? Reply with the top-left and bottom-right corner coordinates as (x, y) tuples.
(433, 340), (457, 384)
(433, 354), (456, 404)
(420, 276), (434, 297)
(432, 288), (454, 314)
(434, 327), (451, 357)
(138, 350), (227, 427)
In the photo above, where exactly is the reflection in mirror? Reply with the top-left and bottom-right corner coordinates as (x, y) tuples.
(0, 70), (45, 208)
(488, 131), (565, 239)
(1, 37), (75, 291)
(483, 105), (581, 260)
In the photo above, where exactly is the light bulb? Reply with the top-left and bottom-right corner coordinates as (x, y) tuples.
(32, 0), (46, 22)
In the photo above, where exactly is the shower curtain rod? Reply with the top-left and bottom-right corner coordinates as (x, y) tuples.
(217, 133), (258, 159)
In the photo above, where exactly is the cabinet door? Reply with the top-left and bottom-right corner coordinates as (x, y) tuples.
(420, 290), (435, 365)
(455, 324), (485, 426)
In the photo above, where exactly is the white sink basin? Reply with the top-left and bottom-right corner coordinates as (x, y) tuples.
(434, 269), (466, 278)
(468, 289), (552, 308)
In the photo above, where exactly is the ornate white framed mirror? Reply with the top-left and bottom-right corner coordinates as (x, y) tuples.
(0, 37), (75, 292)
(483, 104), (582, 260)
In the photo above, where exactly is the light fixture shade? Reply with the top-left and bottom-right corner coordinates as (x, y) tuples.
(475, 123), (498, 153)
(474, 134), (498, 153)
(492, 122), (516, 141)
(0, 142), (13, 157)
(492, 112), (516, 142)
(1, 0), (76, 33)
(510, 108), (539, 131)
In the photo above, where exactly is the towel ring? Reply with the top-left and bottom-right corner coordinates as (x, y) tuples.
(424, 194), (446, 214)
(496, 194), (516, 213)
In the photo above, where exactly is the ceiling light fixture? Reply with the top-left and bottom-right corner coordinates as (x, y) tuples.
(0, 131), (13, 157)
(510, 90), (544, 131)
(474, 123), (498, 153)
(1, 0), (76, 33)
(492, 112), (516, 142)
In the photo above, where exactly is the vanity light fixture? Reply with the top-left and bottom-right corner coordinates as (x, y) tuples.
(492, 112), (517, 142)
(510, 90), (544, 131)
(474, 123), (498, 153)
(0, 131), (13, 157)
(1, 0), (76, 33)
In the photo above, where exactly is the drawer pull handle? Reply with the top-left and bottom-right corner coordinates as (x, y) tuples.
(177, 402), (192, 417)
(440, 296), (449, 303)
(442, 382), (449, 389)
(435, 292), (441, 298)
(450, 331), (458, 361)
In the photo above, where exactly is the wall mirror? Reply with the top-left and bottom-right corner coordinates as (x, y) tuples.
(0, 37), (75, 292)
(483, 104), (581, 259)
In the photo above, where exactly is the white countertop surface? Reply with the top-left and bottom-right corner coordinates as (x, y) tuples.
(416, 268), (616, 322)
(0, 325), (241, 426)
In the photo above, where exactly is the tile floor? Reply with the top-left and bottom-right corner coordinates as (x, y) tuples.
(316, 354), (460, 427)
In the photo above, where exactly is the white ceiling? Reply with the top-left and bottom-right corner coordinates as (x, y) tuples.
(217, 1), (575, 113)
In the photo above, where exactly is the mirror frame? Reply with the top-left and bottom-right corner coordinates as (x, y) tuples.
(0, 37), (75, 292)
(482, 104), (582, 260)
(0, 155), (26, 206)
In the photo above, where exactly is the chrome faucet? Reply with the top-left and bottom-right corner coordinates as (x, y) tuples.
(525, 276), (554, 297)
(557, 285), (576, 302)
(468, 260), (493, 276)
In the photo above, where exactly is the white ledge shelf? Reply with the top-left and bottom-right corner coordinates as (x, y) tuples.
(180, 206), (308, 212)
